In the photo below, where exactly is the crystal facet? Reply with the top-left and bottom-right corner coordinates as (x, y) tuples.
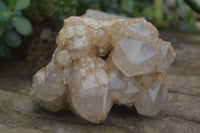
(31, 10), (175, 123)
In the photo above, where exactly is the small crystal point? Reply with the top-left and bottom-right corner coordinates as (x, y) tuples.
(31, 10), (175, 123)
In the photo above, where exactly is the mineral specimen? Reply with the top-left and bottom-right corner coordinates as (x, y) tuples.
(31, 9), (175, 123)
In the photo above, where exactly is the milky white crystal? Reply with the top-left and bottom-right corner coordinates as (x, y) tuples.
(31, 9), (175, 123)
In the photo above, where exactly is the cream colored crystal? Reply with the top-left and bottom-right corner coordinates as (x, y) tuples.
(31, 9), (175, 123)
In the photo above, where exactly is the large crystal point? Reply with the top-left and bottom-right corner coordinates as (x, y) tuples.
(68, 56), (112, 122)
(135, 73), (168, 116)
(31, 9), (175, 123)
(111, 19), (175, 77)
(31, 62), (68, 112)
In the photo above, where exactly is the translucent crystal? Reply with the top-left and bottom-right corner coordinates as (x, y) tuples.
(112, 38), (159, 77)
(68, 56), (112, 122)
(31, 62), (67, 112)
(31, 10), (175, 123)
(135, 73), (168, 116)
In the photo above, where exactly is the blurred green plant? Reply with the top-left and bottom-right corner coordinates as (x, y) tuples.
(26, 0), (77, 28)
(184, 0), (200, 13)
(27, 0), (200, 31)
(0, 0), (32, 60)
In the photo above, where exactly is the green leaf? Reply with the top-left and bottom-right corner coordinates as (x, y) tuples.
(4, 30), (21, 48)
(0, 0), (8, 9)
(0, 42), (12, 60)
(59, 0), (73, 7)
(184, 0), (200, 13)
(7, 0), (16, 9)
(0, 9), (12, 22)
(166, 14), (178, 22)
(185, 10), (196, 23)
(15, 0), (30, 10)
(4, 21), (13, 30)
(153, 0), (164, 22)
(12, 16), (32, 36)
(13, 10), (22, 16)
(142, 6), (154, 20)
(121, 0), (134, 13)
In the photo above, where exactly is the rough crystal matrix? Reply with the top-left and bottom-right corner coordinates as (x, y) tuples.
(31, 10), (175, 123)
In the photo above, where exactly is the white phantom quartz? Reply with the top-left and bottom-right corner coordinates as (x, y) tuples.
(31, 9), (175, 123)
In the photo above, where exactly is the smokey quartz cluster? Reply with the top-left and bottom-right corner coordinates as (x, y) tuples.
(31, 10), (175, 123)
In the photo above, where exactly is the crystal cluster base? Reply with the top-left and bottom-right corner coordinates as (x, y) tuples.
(31, 10), (175, 123)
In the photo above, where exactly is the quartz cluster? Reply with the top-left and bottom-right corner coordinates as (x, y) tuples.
(31, 10), (175, 123)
